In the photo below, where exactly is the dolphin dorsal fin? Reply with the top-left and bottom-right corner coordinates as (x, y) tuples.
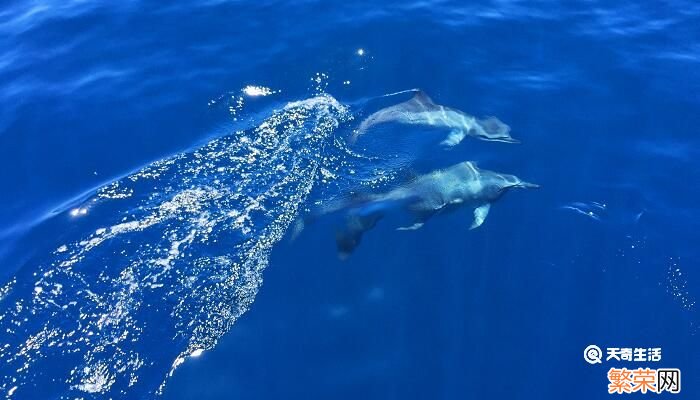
(411, 90), (437, 109)
(462, 161), (480, 175)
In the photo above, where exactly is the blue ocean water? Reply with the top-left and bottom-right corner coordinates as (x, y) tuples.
(1, 1), (699, 399)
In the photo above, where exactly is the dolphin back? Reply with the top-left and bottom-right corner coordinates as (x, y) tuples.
(351, 90), (439, 143)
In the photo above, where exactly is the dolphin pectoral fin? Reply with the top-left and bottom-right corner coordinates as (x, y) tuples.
(470, 204), (491, 230)
(397, 222), (424, 231)
(440, 130), (466, 147)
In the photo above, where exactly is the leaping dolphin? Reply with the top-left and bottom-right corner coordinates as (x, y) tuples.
(333, 161), (538, 258)
(351, 91), (518, 146)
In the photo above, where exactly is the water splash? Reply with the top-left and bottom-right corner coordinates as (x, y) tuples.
(0, 94), (364, 398)
(208, 84), (280, 120)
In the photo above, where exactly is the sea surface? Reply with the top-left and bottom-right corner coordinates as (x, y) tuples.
(0, 1), (699, 399)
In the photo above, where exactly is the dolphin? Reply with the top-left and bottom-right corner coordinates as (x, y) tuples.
(351, 91), (518, 146)
(332, 161), (538, 258)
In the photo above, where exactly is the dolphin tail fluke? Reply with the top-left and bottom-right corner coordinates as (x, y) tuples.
(350, 113), (382, 144)
(294, 192), (377, 242)
(336, 211), (383, 259)
(349, 125), (367, 144)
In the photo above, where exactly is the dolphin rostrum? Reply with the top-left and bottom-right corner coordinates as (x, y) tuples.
(351, 91), (518, 146)
(333, 161), (538, 258)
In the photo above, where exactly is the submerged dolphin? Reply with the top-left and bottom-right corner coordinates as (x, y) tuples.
(334, 161), (538, 258)
(351, 91), (518, 146)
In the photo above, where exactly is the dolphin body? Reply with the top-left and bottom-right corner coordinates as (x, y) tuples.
(334, 161), (538, 258)
(351, 91), (517, 146)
